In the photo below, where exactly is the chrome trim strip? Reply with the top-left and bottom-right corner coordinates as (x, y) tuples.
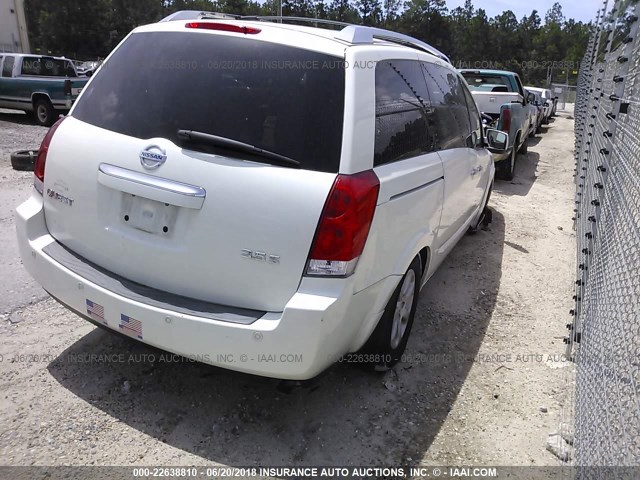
(389, 176), (444, 201)
(98, 163), (206, 198)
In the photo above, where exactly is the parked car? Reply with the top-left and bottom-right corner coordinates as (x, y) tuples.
(16, 13), (508, 380)
(76, 60), (102, 77)
(525, 89), (544, 134)
(0, 53), (89, 126)
(460, 69), (532, 180)
(525, 86), (553, 124)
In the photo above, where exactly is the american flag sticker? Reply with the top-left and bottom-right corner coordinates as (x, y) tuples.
(86, 299), (107, 325)
(119, 314), (143, 340)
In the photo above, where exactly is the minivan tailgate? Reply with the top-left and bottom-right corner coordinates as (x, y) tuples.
(43, 118), (335, 312)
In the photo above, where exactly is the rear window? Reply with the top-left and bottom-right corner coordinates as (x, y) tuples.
(461, 72), (512, 92)
(73, 32), (345, 173)
(21, 57), (77, 77)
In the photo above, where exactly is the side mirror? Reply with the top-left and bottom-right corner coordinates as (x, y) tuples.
(486, 129), (509, 154)
(544, 101), (549, 107)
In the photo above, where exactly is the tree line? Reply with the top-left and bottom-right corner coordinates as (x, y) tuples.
(24, 0), (591, 85)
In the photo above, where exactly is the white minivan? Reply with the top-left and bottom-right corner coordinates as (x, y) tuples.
(16, 13), (507, 379)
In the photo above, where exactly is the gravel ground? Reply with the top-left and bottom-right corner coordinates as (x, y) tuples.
(0, 108), (576, 468)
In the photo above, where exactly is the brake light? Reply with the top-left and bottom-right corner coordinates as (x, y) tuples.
(34, 117), (65, 194)
(63, 79), (72, 96)
(306, 170), (380, 277)
(501, 107), (511, 133)
(185, 22), (261, 35)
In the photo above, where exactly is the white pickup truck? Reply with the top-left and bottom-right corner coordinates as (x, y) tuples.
(460, 69), (535, 180)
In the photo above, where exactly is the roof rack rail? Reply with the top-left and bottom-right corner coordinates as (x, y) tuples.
(248, 16), (351, 28)
(335, 25), (450, 63)
(159, 11), (451, 63)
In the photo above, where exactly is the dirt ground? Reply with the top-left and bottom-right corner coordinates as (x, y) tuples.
(0, 108), (576, 468)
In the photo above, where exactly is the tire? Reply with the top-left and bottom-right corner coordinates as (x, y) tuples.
(496, 141), (517, 181)
(518, 135), (528, 154)
(33, 98), (56, 127)
(468, 183), (493, 233)
(361, 256), (421, 370)
(10, 150), (37, 171)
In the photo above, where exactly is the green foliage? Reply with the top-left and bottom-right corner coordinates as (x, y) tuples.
(24, 0), (591, 85)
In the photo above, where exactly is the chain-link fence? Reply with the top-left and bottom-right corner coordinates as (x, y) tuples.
(570, 0), (640, 473)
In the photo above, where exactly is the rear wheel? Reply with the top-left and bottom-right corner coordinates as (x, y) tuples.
(361, 256), (421, 370)
(518, 135), (529, 154)
(34, 98), (56, 127)
(496, 140), (517, 181)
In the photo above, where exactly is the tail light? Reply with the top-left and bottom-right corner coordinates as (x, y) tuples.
(500, 107), (511, 133)
(306, 170), (380, 277)
(185, 22), (261, 34)
(34, 117), (65, 194)
(63, 79), (72, 96)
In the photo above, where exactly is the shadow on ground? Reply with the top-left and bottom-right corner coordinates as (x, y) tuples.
(494, 150), (541, 197)
(47, 212), (506, 466)
(0, 109), (37, 126)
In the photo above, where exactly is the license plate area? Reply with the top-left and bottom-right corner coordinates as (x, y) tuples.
(121, 193), (178, 235)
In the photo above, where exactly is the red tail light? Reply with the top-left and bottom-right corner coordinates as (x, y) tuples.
(185, 22), (261, 35)
(306, 170), (380, 277)
(34, 117), (65, 193)
(500, 108), (511, 133)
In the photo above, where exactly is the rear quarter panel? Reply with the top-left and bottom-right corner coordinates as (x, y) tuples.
(345, 48), (446, 295)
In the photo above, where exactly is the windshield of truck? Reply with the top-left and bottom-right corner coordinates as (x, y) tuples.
(461, 73), (512, 92)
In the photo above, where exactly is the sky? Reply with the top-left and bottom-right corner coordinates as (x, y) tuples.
(445, 0), (602, 23)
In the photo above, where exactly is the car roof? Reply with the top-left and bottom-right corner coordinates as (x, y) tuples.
(459, 69), (517, 76)
(525, 86), (551, 94)
(135, 20), (349, 57)
(3, 53), (70, 61)
(138, 14), (451, 62)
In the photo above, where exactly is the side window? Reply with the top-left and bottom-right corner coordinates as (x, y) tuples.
(65, 61), (77, 78)
(461, 80), (482, 148)
(21, 57), (41, 75)
(2, 56), (14, 77)
(374, 60), (434, 166)
(514, 75), (526, 99)
(421, 63), (472, 150)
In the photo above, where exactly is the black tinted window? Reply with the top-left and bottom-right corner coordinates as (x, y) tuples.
(2, 56), (14, 77)
(374, 60), (434, 166)
(73, 32), (345, 173)
(422, 63), (472, 150)
(21, 57), (76, 77)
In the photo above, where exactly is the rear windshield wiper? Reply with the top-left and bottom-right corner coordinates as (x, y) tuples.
(177, 130), (300, 169)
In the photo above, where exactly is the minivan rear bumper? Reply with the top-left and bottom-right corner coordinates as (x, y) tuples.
(16, 193), (392, 380)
